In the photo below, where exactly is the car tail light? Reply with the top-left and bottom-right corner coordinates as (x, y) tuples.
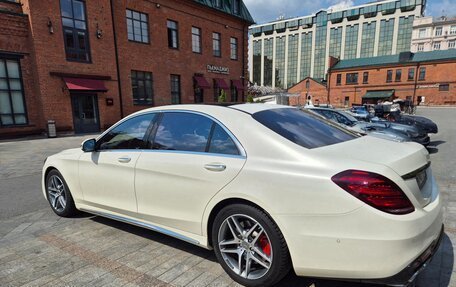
(331, 170), (414, 215)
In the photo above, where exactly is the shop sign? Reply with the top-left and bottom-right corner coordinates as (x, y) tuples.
(417, 84), (439, 89)
(207, 65), (229, 75)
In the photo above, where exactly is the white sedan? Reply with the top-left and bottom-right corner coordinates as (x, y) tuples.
(42, 104), (443, 287)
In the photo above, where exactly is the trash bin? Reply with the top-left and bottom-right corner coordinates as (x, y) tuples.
(47, 120), (56, 138)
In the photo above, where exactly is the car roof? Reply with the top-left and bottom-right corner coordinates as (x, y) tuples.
(132, 103), (292, 116)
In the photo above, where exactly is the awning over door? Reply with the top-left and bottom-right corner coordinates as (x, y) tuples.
(231, 79), (245, 90)
(194, 76), (211, 89)
(63, 77), (108, 92)
(214, 78), (229, 90)
(362, 90), (394, 99)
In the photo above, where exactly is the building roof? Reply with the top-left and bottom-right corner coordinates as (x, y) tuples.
(287, 77), (327, 91)
(331, 50), (456, 70)
(194, 0), (255, 24)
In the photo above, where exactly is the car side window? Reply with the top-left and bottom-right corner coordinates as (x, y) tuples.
(97, 114), (156, 150)
(208, 124), (240, 155)
(152, 112), (212, 152)
(332, 112), (349, 125)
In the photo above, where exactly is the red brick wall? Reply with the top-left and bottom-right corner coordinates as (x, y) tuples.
(21, 0), (121, 132)
(288, 78), (328, 106)
(113, 0), (249, 116)
(329, 61), (456, 107)
(0, 2), (44, 138)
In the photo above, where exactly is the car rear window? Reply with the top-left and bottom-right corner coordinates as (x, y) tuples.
(252, 108), (357, 149)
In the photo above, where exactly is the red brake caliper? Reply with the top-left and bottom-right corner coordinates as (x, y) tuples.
(258, 234), (271, 257)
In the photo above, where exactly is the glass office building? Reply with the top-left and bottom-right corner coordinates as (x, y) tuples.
(249, 0), (425, 88)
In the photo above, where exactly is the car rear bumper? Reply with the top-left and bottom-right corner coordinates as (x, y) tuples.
(277, 190), (443, 280)
(363, 224), (444, 286)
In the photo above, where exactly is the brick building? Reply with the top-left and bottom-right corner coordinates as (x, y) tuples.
(288, 77), (328, 106)
(0, 0), (253, 138)
(328, 50), (456, 106)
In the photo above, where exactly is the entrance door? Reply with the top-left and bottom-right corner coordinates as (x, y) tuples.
(71, 93), (100, 133)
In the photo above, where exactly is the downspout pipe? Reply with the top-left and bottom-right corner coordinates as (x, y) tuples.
(110, 0), (124, 118)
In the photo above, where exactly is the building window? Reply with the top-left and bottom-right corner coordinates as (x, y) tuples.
(167, 20), (179, 49)
(396, 16), (414, 53)
(252, 40), (262, 85)
(170, 75), (181, 104)
(60, 0), (90, 62)
(0, 59), (27, 126)
(231, 83), (238, 102)
(419, 28), (427, 38)
(192, 27), (202, 53)
(313, 11), (328, 80)
(435, 26), (443, 36)
(361, 22), (376, 57)
(395, 69), (402, 82)
(433, 42), (441, 50)
(336, 74), (342, 86)
(449, 40), (456, 49)
(363, 72), (369, 84)
(417, 43), (424, 51)
(300, 32), (312, 80)
(346, 73), (358, 84)
(344, 24), (359, 60)
(275, 36), (286, 88)
(378, 19), (395, 56)
(287, 34), (299, 88)
(213, 80), (220, 102)
(329, 27), (342, 58)
(386, 69), (393, 82)
(131, 70), (153, 105)
(213, 32), (221, 57)
(233, 0), (240, 14)
(126, 9), (149, 43)
(230, 37), (238, 60)
(419, 67), (426, 81)
(439, 84), (449, 91)
(213, 0), (222, 8)
(451, 25), (456, 35)
(263, 38), (273, 86)
(408, 68), (415, 81)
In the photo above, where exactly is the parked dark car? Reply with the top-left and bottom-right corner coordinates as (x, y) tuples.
(388, 112), (438, 134)
(307, 107), (430, 146)
(349, 106), (371, 121)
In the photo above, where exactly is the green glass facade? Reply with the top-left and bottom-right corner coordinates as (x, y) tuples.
(396, 16), (414, 53)
(300, 32), (312, 80)
(329, 27), (343, 58)
(275, 36), (286, 88)
(313, 11), (328, 80)
(360, 22), (376, 57)
(378, 19), (395, 56)
(287, 34), (299, 88)
(252, 40), (262, 85)
(344, 24), (359, 59)
(263, 38), (273, 86)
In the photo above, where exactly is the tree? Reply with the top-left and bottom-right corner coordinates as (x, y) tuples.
(218, 89), (227, 103)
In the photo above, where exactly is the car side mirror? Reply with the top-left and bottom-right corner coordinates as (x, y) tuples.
(82, 138), (96, 152)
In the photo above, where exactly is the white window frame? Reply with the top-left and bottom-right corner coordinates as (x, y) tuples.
(433, 42), (441, 50)
(419, 28), (427, 38)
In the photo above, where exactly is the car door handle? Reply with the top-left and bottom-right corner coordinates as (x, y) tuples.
(204, 163), (226, 172)
(118, 156), (131, 163)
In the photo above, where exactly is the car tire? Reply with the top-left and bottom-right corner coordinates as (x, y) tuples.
(212, 204), (291, 287)
(45, 169), (78, 217)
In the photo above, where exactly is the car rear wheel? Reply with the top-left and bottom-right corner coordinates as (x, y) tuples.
(212, 204), (291, 287)
(46, 169), (78, 217)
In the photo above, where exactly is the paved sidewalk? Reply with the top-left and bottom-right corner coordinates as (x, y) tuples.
(0, 108), (455, 286)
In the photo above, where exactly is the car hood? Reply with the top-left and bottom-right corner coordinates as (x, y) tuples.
(313, 136), (429, 177)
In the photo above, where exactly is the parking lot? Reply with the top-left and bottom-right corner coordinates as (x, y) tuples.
(0, 107), (455, 287)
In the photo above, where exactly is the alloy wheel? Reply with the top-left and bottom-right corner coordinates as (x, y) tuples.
(47, 175), (67, 213)
(217, 214), (273, 280)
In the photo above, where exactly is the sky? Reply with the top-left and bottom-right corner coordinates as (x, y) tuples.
(243, 0), (453, 24)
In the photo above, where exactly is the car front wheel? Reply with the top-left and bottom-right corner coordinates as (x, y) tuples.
(46, 169), (78, 217)
(212, 204), (291, 287)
